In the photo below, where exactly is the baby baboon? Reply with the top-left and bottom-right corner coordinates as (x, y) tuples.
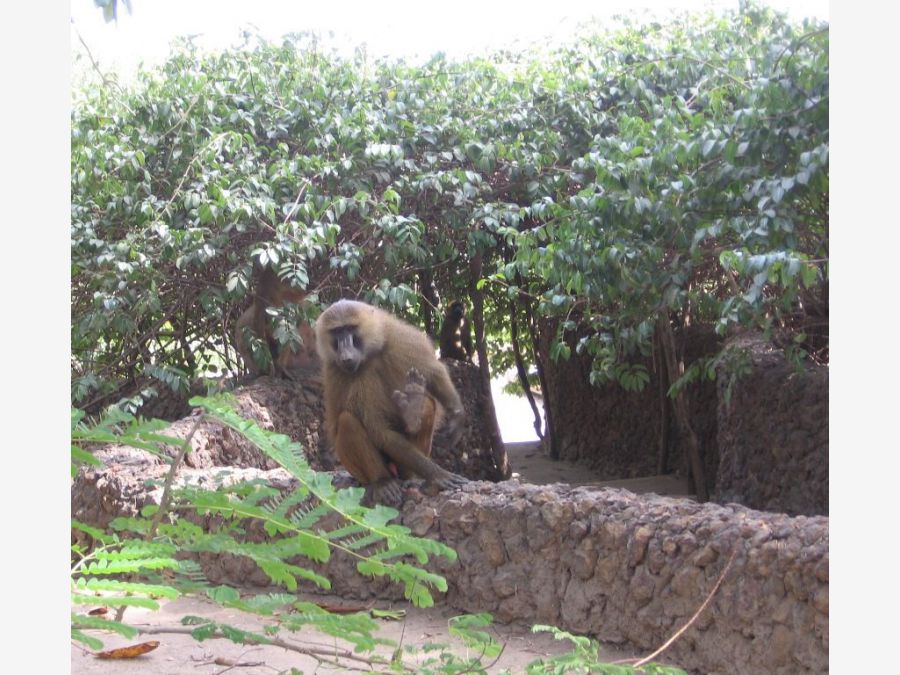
(234, 266), (318, 379)
(439, 300), (474, 362)
(315, 299), (467, 504)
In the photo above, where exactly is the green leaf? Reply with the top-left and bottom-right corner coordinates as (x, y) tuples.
(71, 629), (104, 651)
(71, 614), (139, 639)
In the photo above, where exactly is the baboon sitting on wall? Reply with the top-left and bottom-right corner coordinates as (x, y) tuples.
(315, 299), (467, 504)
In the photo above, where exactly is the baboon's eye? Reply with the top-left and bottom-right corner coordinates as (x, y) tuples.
(352, 333), (362, 349)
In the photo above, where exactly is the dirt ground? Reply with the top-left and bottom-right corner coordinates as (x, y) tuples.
(505, 441), (693, 497)
(72, 441), (691, 674)
(71, 592), (649, 674)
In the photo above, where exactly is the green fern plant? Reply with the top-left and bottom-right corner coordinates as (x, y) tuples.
(71, 394), (457, 657)
(71, 406), (204, 650)
(71, 522), (187, 650)
(71, 407), (179, 476)
(72, 398), (688, 671)
(170, 393), (459, 607)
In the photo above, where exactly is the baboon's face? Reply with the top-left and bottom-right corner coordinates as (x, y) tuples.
(329, 325), (365, 373)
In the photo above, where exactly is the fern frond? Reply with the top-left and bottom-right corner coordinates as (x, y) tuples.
(256, 559), (331, 592)
(264, 487), (309, 521)
(361, 504), (404, 528)
(290, 501), (332, 529)
(188, 393), (460, 607)
(72, 519), (117, 546)
(93, 540), (178, 560)
(207, 588), (297, 615)
(175, 559), (207, 582)
(71, 446), (103, 471)
(321, 523), (369, 542)
(340, 532), (385, 550)
(71, 407), (181, 457)
(82, 557), (180, 575)
(286, 601), (392, 652)
(71, 613), (139, 638)
(72, 577), (180, 599)
(449, 613), (504, 659)
(180, 616), (275, 646)
(71, 594), (162, 610)
(71, 629), (104, 651)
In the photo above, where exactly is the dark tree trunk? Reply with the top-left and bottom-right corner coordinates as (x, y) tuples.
(469, 253), (511, 479)
(509, 297), (544, 440)
(520, 277), (558, 459)
(420, 268), (439, 338)
(654, 331), (671, 475)
(656, 311), (708, 501)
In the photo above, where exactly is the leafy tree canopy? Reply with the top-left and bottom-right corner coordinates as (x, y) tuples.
(71, 2), (828, 410)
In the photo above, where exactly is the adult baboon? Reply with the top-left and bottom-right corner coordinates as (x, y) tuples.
(315, 299), (467, 504)
(234, 266), (318, 379)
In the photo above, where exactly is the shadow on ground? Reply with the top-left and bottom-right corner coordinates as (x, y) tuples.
(507, 440), (693, 498)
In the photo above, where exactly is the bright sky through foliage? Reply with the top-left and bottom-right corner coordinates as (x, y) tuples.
(71, 0), (828, 77)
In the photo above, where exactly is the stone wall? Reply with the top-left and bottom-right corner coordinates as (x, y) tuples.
(73, 459), (828, 675)
(71, 371), (503, 540)
(714, 333), (828, 516)
(537, 322), (828, 516)
(538, 321), (720, 492)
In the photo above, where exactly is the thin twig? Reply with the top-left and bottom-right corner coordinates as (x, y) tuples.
(134, 625), (391, 669)
(282, 178), (312, 225)
(148, 413), (206, 539)
(111, 414), (206, 624)
(631, 546), (738, 668)
(71, 20), (114, 89)
(71, 19), (134, 114)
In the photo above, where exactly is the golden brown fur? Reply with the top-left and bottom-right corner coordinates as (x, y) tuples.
(235, 266), (318, 378)
(315, 299), (467, 503)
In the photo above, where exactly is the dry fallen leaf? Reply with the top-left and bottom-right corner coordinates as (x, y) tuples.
(87, 607), (109, 616)
(95, 641), (160, 659)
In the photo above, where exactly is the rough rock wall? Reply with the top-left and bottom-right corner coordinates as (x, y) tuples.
(538, 321), (720, 490)
(715, 333), (828, 516)
(73, 361), (828, 673)
(537, 322), (829, 515)
(74, 459), (828, 675)
(71, 376), (330, 546)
